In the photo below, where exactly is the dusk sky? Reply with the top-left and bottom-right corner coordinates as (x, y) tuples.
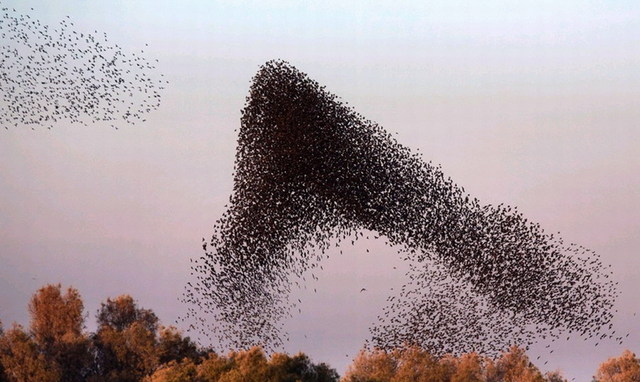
(1, 1), (639, 380)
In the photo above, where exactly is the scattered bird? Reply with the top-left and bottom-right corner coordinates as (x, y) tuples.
(0, 5), (165, 130)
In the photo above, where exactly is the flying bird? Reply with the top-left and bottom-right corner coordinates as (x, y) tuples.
(0, 5), (165, 130)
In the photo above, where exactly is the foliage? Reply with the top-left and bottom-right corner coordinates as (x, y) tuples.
(342, 346), (566, 382)
(343, 348), (396, 382)
(157, 326), (200, 365)
(594, 350), (640, 382)
(0, 321), (5, 382)
(97, 295), (158, 333)
(144, 359), (198, 382)
(451, 353), (485, 382)
(486, 346), (545, 382)
(197, 352), (234, 382)
(544, 370), (568, 382)
(0, 284), (635, 382)
(146, 347), (340, 382)
(0, 324), (60, 382)
(93, 295), (161, 381)
(28, 284), (91, 381)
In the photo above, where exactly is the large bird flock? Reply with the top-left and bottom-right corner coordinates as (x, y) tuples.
(1, 0), (621, 360)
(0, 4), (165, 129)
(183, 60), (621, 356)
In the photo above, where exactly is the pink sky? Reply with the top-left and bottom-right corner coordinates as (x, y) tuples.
(2, 1), (639, 380)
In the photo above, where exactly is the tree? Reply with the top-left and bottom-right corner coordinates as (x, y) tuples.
(451, 353), (485, 382)
(0, 324), (60, 382)
(93, 295), (160, 381)
(392, 346), (448, 382)
(157, 326), (200, 365)
(268, 352), (339, 382)
(28, 284), (90, 381)
(594, 350), (640, 382)
(314, 362), (341, 382)
(144, 359), (198, 382)
(437, 354), (461, 382)
(487, 346), (544, 382)
(544, 370), (568, 382)
(3, 284), (346, 382)
(97, 295), (158, 333)
(220, 347), (270, 382)
(342, 349), (397, 382)
(269, 352), (311, 382)
(197, 352), (233, 382)
(0, 321), (6, 382)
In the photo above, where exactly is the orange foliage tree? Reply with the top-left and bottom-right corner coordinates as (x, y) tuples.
(594, 350), (640, 382)
(28, 284), (91, 381)
(341, 346), (569, 382)
(1, 283), (636, 382)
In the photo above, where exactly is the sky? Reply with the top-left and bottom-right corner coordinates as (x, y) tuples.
(1, 0), (639, 380)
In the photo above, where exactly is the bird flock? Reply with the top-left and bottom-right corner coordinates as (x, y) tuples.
(2, 1), (621, 360)
(183, 60), (621, 356)
(0, 4), (165, 129)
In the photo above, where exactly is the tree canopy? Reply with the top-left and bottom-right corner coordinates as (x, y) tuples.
(594, 350), (640, 382)
(0, 284), (635, 382)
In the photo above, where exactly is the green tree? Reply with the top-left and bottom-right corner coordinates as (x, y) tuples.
(93, 295), (160, 381)
(594, 350), (640, 382)
(28, 284), (91, 381)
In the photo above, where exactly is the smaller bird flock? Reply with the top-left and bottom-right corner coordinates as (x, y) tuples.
(183, 60), (621, 357)
(0, 4), (165, 130)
